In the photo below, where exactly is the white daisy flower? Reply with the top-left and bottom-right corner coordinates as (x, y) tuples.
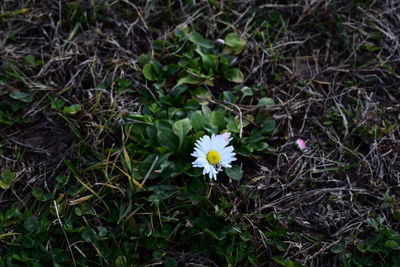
(191, 133), (237, 180)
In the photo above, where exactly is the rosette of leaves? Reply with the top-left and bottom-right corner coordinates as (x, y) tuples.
(122, 96), (276, 184)
(140, 27), (247, 99)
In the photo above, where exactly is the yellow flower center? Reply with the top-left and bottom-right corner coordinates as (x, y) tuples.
(207, 150), (221, 165)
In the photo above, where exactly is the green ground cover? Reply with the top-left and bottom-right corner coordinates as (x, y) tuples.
(0, 0), (399, 266)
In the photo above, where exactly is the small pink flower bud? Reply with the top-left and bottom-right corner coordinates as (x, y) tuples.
(295, 139), (307, 151)
(216, 38), (225, 44)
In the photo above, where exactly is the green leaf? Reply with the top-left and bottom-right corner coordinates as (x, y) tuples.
(1, 169), (16, 180)
(115, 256), (127, 267)
(9, 91), (33, 103)
(385, 240), (398, 249)
(240, 86), (253, 98)
(250, 141), (269, 151)
(225, 164), (243, 180)
(209, 111), (226, 132)
(243, 133), (264, 144)
(236, 146), (253, 157)
(224, 68), (244, 83)
(139, 154), (162, 179)
(259, 120), (276, 135)
(223, 33), (247, 55)
(240, 231), (251, 241)
(137, 54), (152, 66)
(0, 169), (16, 190)
(172, 118), (192, 150)
(166, 64), (181, 76)
(223, 91), (236, 103)
(51, 98), (65, 110)
(184, 99), (200, 110)
(224, 33), (245, 48)
(32, 187), (52, 202)
(143, 63), (156, 81)
(24, 216), (39, 233)
(157, 128), (179, 152)
(146, 125), (159, 146)
(177, 75), (199, 85)
(191, 86), (212, 98)
(63, 104), (82, 115)
(24, 54), (36, 66)
(196, 48), (217, 74)
(188, 31), (213, 49)
(201, 105), (212, 119)
(227, 120), (240, 133)
(152, 60), (163, 75)
(204, 228), (224, 241)
(330, 239), (347, 253)
(82, 229), (97, 242)
(171, 84), (188, 97)
(190, 111), (205, 132)
(56, 174), (69, 184)
(258, 97), (275, 106)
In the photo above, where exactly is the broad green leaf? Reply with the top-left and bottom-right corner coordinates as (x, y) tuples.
(166, 64), (181, 76)
(241, 86), (253, 98)
(224, 33), (245, 47)
(223, 33), (247, 55)
(242, 133), (264, 144)
(171, 84), (188, 97)
(209, 111), (226, 131)
(258, 97), (275, 106)
(195, 48), (217, 74)
(152, 40), (165, 50)
(188, 31), (214, 49)
(115, 256), (127, 267)
(24, 54), (36, 66)
(63, 104), (82, 115)
(184, 99), (200, 110)
(51, 98), (65, 110)
(1, 169), (15, 180)
(224, 68), (244, 83)
(32, 187), (52, 202)
(146, 125), (158, 146)
(157, 128), (179, 152)
(82, 229), (97, 242)
(259, 120), (276, 135)
(24, 216), (39, 233)
(240, 231), (251, 241)
(190, 111), (205, 132)
(191, 86), (212, 98)
(173, 118), (192, 150)
(9, 91), (32, 103)
(223, 91), (236, 103)
(225, 164), (243, 180)
(204, 228), (224, 241)
(139, 153), (172, 179)
(227, 120), (240, 133)
(385, 240), (398, 249)
(177, 75), (199, 85)
(143, 63), (156, 81)
(56, 174), (69, 184)
(236, 146), (253, 156)
(250, 141), (269, 151)
(201, 105), (212, 120)
(137, 54), (152, 66)
(143, 61), (165, 82)
(152, 60), (163, 75)
(0, 169), (15, 190)
(330, 239), (347, 253)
